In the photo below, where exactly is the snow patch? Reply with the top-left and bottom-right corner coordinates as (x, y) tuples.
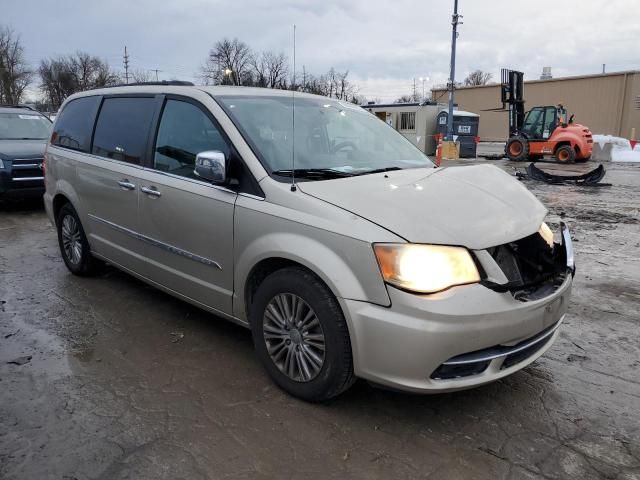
(592, 135), (640, 162)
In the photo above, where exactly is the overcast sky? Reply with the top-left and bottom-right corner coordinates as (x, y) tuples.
(5, 0), (639, 102)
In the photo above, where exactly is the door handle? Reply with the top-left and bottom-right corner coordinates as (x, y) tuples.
(141, 186), (162, 197)
(118, 179), (136, 190)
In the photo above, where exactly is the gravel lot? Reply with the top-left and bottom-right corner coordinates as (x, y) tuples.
(1, 159), (639, 480)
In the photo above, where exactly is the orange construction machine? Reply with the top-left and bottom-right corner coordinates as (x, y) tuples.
(495, 69), (593, 163)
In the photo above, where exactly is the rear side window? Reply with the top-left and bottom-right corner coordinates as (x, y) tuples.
(92, 97), (156, 165)
(52, 96), (101, 152)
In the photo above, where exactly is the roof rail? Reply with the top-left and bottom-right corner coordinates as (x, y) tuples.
(102, 80), (195, 89)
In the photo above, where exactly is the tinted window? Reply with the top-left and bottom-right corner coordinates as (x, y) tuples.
(154, 100), (230, 179)
(52, 96), (101, 152)
(92, 97), (156, 165)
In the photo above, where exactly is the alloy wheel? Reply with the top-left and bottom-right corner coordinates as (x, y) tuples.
(262, 293), (326, 382)
(61, 214), (82, 265)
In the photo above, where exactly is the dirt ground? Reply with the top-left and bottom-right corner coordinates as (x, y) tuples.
(1, 159), (639, 480)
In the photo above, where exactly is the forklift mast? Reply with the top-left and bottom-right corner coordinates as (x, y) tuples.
(500, 69), (525, 137)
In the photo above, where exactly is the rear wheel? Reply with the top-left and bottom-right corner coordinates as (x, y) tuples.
(555, 145), (576, 163)
(250, 267), (355, 402)
(56, 203), (104, 276)
(505, 137), (529, 161)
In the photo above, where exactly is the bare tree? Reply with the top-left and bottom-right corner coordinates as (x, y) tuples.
(131, 69), (153, 83)
(0, 26), (33, 104)
(463, 70), (493, 86)
(394, 95), (415, 103)
(39, 52), (119, 110)
(251, 51), (288, 88)
(299, 68), (358, 102)
(201, 38), (253, 86)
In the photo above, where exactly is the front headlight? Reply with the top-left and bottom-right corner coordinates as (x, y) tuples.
(538, 222), (554, 248)
(0, 159), (4, 169)
(373, 244), (480, 294)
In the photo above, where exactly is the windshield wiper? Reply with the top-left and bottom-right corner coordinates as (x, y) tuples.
(272, 168), (354, 179)
(352, 166), (403, 176)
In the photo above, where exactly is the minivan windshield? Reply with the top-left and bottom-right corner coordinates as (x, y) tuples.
(217, 95), (433, 179)
(0, 112), (51, 140)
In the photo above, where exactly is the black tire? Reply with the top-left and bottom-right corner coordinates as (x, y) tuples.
(249, 267), (355, 402)
(505, 136), (530, 161)
(555, 145), (576, 163)
(56, 203), (104, 276)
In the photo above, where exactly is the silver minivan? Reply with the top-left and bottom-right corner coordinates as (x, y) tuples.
(44, 83), (574, 401)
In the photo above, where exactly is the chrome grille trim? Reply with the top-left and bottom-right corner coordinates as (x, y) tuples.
(442, 315), (564, 366)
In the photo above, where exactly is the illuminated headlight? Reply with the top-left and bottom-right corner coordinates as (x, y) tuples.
(538, 222), (555, 248)
(373, 244), (481, 294)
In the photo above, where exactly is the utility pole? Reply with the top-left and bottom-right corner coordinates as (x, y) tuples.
(412, 78), (417, 101)
(446, 0), (462, 141)
(123, 46), (130, 84)
(150, 69), (162, 81)
(602, 63), (606, 74)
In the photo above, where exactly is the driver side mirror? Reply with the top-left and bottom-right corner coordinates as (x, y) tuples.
(194, 151), (226, 184)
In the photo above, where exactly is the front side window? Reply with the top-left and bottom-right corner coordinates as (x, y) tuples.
(522, 107), (544, 139)
(153, 100), (230, 179)
(92, 97), (156, 165)
(217, 95), (433, 178)
(51, 96), (101, 151)
(0, 112), (51, 140)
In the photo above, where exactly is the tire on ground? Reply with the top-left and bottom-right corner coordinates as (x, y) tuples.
(249, 266), (355, 402)
(555, 144), (576, 163)
(56, 203), (104, 276)
(505, 137), (530, 161)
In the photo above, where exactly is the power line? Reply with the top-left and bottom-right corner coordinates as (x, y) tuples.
(149, 69), (162, 81)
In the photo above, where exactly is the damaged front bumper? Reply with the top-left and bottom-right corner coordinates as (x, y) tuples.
(341, 224), (575, 394)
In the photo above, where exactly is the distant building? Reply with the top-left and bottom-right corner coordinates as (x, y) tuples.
(540, 67), (553, 80)
(431, 70), (640, 140)
(363, 102), (480, 157)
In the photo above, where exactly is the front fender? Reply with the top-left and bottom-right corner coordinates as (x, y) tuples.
(233, 216), (391, 322)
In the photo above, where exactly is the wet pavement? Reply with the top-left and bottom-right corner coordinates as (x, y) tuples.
(1, 160), (639, 480)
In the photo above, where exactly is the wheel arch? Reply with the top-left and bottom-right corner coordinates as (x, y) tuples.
(553, 140), (573, 154)
(235, 233), (391, 322)
(52, 193), (72, 223)
(50, 179), (83, 225)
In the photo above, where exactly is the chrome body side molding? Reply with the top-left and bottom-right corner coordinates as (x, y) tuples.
(88, 213), (222, 270)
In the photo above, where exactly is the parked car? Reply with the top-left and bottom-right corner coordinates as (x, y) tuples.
(0, 105), (52, 201)
(44, 83), (574, 401)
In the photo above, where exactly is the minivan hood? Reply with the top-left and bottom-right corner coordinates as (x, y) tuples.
(298, 164), (547, 250)
(0, 139), (47, 160)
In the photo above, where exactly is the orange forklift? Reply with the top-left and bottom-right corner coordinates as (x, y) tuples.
(495, 69), (593, 163)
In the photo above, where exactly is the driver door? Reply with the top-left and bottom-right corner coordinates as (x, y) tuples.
(136, 97), (237, 315)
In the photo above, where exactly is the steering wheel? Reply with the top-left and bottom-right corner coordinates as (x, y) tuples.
(330, 141), (357, 154)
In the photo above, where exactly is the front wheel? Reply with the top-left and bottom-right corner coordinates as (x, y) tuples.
(505, 137), (530, 161)
(56, 203), (104, 276)
(250, 267), (355, 402)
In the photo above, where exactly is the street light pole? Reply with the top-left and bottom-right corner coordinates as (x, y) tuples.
(419, 76), (429, 101)
(447, 0), (462, 141)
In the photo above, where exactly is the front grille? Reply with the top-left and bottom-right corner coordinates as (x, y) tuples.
(10, 158), (44, 186)
(430, 318), (562, 380)
(484, 230), (567, 301)
(501, 340), (547, 369)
